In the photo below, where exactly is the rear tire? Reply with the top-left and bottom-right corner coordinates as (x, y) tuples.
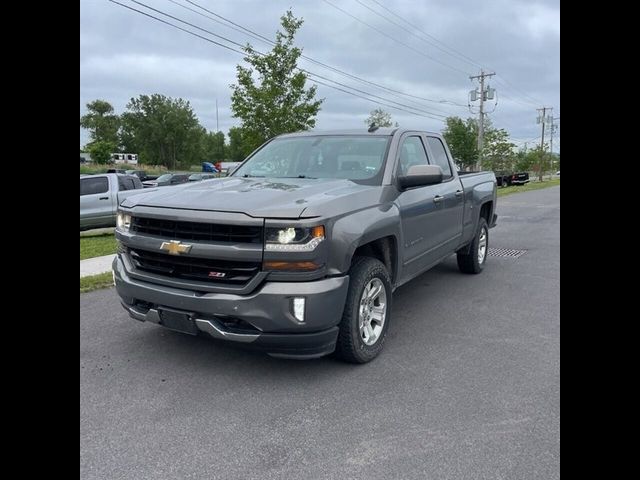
(457, 218), (489, 274)
(335, 257), (392, 364)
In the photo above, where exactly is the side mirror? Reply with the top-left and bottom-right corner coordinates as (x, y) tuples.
(398, 165), (443, 189)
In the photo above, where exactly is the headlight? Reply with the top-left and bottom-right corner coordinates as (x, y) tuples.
(265, 226), (325, 251)
(116, 212), (132, 231)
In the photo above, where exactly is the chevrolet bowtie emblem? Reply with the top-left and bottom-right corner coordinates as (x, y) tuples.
(160, 240), (192, 255)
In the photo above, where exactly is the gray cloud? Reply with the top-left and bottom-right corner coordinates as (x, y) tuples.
(80, 0), (560, 150)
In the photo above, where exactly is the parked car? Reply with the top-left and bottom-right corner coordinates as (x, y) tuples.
(202, 162), (220, 173)
(511, 172), (530, 185)
(114, 128), (498, 363)
(142, 173), (190, 188)
(555, 170), (560, 176)
(494, 171), (530, 187)
(219, 161), (242, 175)
(80, 174), (154, 230)
(188, 173), (217, 182)
(125, 170), (159, 182)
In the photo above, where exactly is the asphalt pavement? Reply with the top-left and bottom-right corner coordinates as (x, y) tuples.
(80, 186), (560, 480)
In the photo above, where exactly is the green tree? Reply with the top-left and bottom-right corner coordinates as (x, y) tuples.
(365, 108), (397, 128)
(230, 10), (323, 153)
(120, 94), (205, 168)
(481, 128), (516, 172)
(514, 149), (535, 172)
(80, 100), (120, 145)
(227, 126), (253, 162)
(203, 131), (226, 162)
(530, 143), (553, 180)
(442, 117), (478, 170)
(86, 140), (116, 164)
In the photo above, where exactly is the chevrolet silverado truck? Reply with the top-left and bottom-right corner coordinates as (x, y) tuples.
(113, 128), (497, 363)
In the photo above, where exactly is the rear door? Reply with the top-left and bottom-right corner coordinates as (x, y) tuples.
(395, 134), (444, 278)
(80, 176), (113, 228)
(424, 136), (464, 251)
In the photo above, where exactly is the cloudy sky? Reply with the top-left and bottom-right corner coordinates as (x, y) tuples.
(80, 0), (560, 151)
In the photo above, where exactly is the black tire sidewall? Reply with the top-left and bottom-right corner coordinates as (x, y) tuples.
(340, 258), (392, 363)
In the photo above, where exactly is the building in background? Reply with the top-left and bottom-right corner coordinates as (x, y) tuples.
(112, 153), (139, 165)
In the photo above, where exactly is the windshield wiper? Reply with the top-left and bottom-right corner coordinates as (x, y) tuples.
(242, 174), (265, 178)
(278, 175), (317, 179)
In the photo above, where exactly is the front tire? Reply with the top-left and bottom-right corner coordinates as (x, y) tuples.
(335, 257), (392, 364)
(457, 217), (489, 274)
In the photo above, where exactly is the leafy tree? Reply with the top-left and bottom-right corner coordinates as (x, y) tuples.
(365, 108), (397, 128)
(230, 10), (323, 153)
(80, 100), (120, 145)
(227, 126), (253, 162)
(86, 140), (116, 164)
(120, 94), (205, 168)
(531, 143), (554, 180)
(442, 117), (478, 170)
(514, 149), (535, 172)
(203, 131), (226, 162)
(481, 128), (516, 172)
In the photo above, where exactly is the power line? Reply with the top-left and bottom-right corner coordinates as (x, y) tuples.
(359, 0), (544, 108)
(109, 0), (246, 55)
(177, 0), (467, 109)
(494, 75), (543, 106)
(320, 0), (471, 76)
(134, 0), (450, 119)
(355, 0), (478, 72)
(307, 76), (445, 120)
(108, 0), (449, 121)
(367, 0), (484, 70)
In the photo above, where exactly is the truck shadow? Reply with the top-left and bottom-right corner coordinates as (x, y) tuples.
(114, 258), (464, 381)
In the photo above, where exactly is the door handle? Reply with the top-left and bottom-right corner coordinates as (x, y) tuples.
(433, 195), (444, 203)
(455, 190), (464, 197)
(99, 196), (109, 200)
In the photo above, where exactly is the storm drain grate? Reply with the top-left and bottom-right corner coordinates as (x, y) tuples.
(488, 248), (527, 258)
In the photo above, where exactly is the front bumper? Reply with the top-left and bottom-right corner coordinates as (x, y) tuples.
(113, 255), (349, 358)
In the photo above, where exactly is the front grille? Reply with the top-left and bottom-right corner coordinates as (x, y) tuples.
(128, 248), (261, 285)
(131, 217), (263, 244)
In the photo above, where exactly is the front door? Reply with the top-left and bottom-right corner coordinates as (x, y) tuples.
(80, 176), (113, 228)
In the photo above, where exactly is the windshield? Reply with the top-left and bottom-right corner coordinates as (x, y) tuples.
(232, 136), (391, 184)
(188, 174), (202, 181)
(156, 174), (172, 182)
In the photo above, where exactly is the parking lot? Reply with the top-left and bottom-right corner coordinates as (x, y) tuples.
(80, 186), (559, 479)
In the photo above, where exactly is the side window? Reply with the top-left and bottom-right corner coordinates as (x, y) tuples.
(118, 177), (129, 191)
(80, 177), (109, 196)
(398, 136), (429, 176)
(426, 137), (453, 178)
(131, 177), (143, 189)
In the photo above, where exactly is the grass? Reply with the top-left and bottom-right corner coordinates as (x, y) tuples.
(80, 233), (118, 260)
(497, 178), (560, 197)
(80, 164), (168, 175)
(80, 272), (114, 293)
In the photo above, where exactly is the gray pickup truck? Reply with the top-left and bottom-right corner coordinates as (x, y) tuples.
(113, 128), (497, 363)
(80, 173), (154, 230)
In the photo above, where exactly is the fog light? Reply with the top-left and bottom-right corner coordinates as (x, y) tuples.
(292, 297), (305, 322)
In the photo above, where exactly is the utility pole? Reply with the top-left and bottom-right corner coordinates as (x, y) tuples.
(536, 107), (553, 182)
(549, 117), (559, 173)
(215, 98), (219, 132)
(469, 70), (495, 170)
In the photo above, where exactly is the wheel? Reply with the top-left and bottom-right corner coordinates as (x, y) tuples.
(335, 257), (392, 364)
(457, 217), (489, 274)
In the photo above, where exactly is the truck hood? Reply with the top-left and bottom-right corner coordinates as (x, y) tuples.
(122, 177), (380, 219)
